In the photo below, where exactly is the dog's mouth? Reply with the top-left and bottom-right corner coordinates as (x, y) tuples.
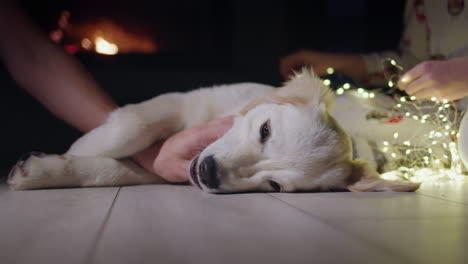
(189, 155), (201, 189)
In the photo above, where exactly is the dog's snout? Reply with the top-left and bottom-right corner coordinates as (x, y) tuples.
(199, 155), (219, 189)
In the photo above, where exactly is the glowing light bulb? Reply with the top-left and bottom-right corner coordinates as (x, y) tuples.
(94, 36), (118, 55)
(326, 67), (334, 74)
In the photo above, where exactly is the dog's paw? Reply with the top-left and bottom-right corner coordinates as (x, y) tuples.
(8, 152), (67, 190)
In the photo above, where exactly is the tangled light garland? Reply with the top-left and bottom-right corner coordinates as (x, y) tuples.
(321, 58), (466, 183)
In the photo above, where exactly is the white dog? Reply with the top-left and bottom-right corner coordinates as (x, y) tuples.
(8, 69), (422, 193)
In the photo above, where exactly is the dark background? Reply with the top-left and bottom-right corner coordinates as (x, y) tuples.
(0, 0), (405, 171)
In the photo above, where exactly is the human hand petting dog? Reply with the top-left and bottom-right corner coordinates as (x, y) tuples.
(132, 116), (234, 183)
(398, 56), (468, 102)
(151, 116), (234, 183)
(279, 50), (366, 82)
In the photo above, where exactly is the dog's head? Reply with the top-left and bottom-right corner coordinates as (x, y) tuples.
(190, 69), (420, 193)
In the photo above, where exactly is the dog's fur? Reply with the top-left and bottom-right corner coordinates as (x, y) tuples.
(8, 69), (422, 193)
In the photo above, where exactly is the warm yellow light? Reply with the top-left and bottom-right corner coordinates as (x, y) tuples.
(336, 88), (344, 95)
(95, 36), (118, 55)
(326, 67), (334, 74)
(323, 79), (331, 86)
(344, 83), (351, 89)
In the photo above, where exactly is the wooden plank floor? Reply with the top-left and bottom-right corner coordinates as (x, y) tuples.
(1, 177), (467, 264)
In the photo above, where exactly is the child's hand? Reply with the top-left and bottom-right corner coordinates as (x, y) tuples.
(398, 56), (468, 101)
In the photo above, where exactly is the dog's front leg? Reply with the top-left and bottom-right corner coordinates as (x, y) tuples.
(8, 153), (165, 190)
(67, 93), (186, 158)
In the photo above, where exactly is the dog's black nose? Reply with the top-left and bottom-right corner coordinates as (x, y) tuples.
(198, 155), (219, 189)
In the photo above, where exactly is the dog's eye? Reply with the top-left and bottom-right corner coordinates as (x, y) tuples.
(268, 180), (281, 192)
(260, 120), (271, 143)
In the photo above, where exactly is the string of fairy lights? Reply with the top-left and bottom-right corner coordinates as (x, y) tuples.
(321, 58), (466, 182)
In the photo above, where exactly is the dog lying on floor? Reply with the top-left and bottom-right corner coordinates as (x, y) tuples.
(8, 69), (422, 193)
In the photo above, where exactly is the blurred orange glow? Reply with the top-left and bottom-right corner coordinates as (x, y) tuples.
(67, 18), (158, 54)
(81, 38), (92, 50)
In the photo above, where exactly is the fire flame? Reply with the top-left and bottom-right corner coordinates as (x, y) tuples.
(94, 36), (118, 55)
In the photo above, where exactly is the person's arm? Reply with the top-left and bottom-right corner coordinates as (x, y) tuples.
(0, 0), (234, 183)
(279, 50), (367, 82)
(0, 0), (116, 132)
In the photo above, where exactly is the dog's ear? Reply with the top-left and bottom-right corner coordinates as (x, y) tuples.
(346, 159), (420, 192)
(240, 67), (332, 115)
(276, 67), (334, 112)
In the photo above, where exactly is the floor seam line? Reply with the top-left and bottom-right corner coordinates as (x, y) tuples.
(83, 187), (122, 264)
(266, 193), (413, 264)
(416, 192), (468, 206)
